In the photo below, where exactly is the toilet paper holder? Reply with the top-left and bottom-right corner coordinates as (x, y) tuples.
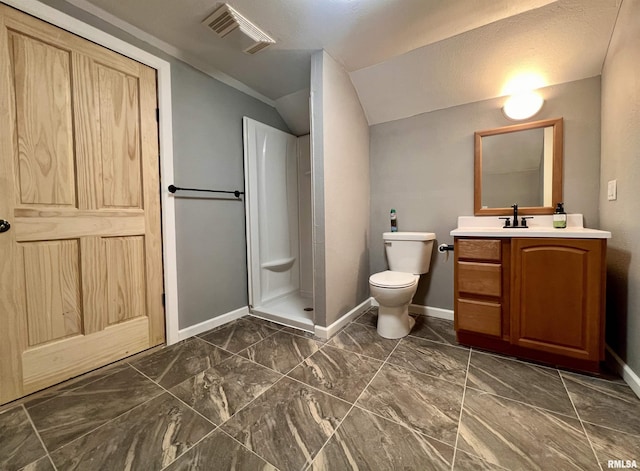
(438, 243), (454, 253)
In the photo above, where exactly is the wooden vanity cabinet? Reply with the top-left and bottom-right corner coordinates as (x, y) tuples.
(454, 238), (510, 339)
(511, 238), (606, 362)
(454, 237), (606, 372)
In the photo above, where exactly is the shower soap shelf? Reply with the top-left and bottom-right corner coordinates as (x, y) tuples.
(261, 257), (296, 272)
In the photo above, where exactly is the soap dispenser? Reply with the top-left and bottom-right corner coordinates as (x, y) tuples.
(553, 202), (567, 229)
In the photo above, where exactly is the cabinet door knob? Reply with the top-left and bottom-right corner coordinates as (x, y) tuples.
(0, 219), (10, 233)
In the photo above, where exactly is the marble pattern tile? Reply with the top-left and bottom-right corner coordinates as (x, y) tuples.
(247, 316), (286, 331)
(199, 318), (279, 353)
(222, 377), (351, 471)
(409, 315), (459, 345)
(27, 365), (163, 452)
(163, 430), (277, 471)
(280, 326), (328, 343)
(19, 456), (56, 471)
(353, 307), (381, 328)
(5, 310), (639, 471)
(388, 336), (470, 385)
(311, 406), (454, 471)
(287, 345), (382, 402)
(354, 307), (422, 332)
(239, 330), (321, 373)
(467, 351), (576, 415)
(355, 309), (460, 346)
(170, 355), (282, 424)
(453, 451), (510, 470)
(130, 337), (231, 388)
(357, 363), (464, 445)
(562, 372), (640, 435)
(328, 322), (399, 360)
(457, 388), (600, 470)
(0, 406), (46, 471)
(24, 363), (129, 410)
(583, 422), (640, 469)
(50, 392), (214, 471)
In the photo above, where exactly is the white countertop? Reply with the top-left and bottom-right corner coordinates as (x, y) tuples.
(450, 215), (611, 239)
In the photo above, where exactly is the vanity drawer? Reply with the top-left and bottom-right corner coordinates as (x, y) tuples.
(457, 261), (501, 297)
(457, 239), (501, 261)
(457, 299), (502, 336)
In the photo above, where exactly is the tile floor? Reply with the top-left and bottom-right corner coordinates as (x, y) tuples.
(1, 307), (639, 471)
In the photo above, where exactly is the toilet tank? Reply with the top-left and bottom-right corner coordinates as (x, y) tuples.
(383, 232), (436, 274)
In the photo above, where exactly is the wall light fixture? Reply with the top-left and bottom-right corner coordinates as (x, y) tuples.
(503, 90), (544, 120)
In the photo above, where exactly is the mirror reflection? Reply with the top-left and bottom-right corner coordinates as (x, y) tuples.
(474, 118), (563, 216)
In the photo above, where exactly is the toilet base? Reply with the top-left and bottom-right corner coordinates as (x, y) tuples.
(376, 304), (415, 339)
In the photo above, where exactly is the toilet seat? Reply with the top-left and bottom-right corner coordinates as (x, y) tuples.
(369, 271), (417, 289)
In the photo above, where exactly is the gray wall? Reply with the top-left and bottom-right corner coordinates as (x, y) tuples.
(370, 76), (601, 310)
(600, 0), (640, 379)
(37, 0), (290, 329)
(171, 64), (289, 329)
(311, 51), (371, 327)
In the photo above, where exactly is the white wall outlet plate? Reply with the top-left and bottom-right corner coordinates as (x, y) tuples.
(607, 179), (617, 201)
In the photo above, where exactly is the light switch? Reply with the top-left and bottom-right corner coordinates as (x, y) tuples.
(607, 180), (617, 201)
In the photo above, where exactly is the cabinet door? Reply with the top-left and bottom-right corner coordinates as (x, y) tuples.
(511, 238), (605, 361)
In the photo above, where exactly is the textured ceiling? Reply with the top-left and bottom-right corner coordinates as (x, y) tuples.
(353, 0), (621, 124)
(65, 0), (620, 126)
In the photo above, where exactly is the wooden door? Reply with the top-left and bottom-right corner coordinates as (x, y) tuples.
(510, 238), (605, 361)
(0, 5), (165, 404)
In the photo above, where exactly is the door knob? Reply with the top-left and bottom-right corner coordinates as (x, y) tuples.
(0, 219), (10, 233)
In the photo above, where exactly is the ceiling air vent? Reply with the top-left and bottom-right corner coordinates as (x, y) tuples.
(202, 3), (275, 55)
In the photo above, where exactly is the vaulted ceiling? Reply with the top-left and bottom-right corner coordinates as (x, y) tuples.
(65, 0), (621, 128)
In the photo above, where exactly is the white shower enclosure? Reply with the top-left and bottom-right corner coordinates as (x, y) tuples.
(243, 117), (314, 330)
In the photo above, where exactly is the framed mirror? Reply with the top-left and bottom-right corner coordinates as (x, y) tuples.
(474, 117), (563, 215)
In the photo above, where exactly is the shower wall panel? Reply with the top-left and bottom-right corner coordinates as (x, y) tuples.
(244, 118), (300, 307)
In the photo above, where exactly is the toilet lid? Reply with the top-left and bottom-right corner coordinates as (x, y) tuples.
(369, 271), (417, 288)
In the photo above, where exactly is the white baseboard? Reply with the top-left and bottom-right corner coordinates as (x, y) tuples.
(409, 304), (454, 321)
(606, 345), (640, 399)
(177, 306), (248, 341)
(314, 298), (374, 339)
(367, 299), (453, 321)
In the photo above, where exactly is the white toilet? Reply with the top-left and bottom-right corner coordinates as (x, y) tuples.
(369, 232), (436, 339)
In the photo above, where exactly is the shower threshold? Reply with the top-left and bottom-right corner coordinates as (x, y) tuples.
(251, 292), (314, 332)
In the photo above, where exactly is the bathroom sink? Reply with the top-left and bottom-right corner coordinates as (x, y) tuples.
(450, 215), (611, 239)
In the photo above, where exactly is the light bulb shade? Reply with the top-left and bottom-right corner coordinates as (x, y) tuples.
(502, 91), (544, 120)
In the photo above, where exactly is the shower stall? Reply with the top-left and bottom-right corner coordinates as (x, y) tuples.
(243, 117), (314, 331)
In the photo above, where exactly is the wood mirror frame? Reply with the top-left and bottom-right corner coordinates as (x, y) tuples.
(474, 117), (563, 216)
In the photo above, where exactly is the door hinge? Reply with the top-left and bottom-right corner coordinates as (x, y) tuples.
(162, 293), (165, 307)
(156, 108), (159, 122)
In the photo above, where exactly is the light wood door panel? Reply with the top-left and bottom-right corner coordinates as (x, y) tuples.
(98, 64), (142, 208)
(0, 5), (165, 404)
(80, 237), (108, 335)
(22, 317), (150, 394)
(11, 32), (76, 207)
(105, 236), (147, 325)
(14, 209), (145, 241)
(22, 240), (82, 346)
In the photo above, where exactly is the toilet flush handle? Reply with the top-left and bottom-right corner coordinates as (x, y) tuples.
(384, 241), (392, 246)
